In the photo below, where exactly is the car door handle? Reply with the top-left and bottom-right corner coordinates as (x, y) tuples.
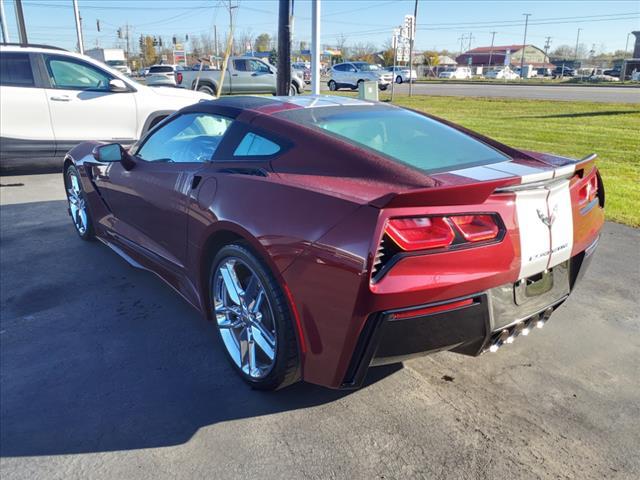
(231, 74), (238, 77)
(50, 95), (71, 102)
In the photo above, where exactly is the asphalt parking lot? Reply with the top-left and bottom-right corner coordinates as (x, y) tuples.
(1, 173), (639, 480)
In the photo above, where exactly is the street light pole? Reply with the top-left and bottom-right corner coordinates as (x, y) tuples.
(520, 13), (531, 80)
(624, 32), (631, 57)
(72, 0), (84, 54)
(277, 0), (292, 96)
(311, 0), (320, 95)
(408, 0), (418, 97)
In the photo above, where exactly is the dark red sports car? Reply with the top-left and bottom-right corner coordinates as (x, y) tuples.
(63, 95), (604, 390)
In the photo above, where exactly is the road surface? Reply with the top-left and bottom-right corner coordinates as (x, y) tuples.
(322, 82), (640, 103)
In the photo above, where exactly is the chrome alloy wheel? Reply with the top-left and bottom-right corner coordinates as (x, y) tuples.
(66, 170), (88, 235)
(213, 257), (277, 379)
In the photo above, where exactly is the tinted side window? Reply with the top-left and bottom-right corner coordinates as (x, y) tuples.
(233, 133), (280, 157)
(0, 52), (35, 87)
(149, 66), (173, 73)
(137, 113), (232, 163)
(44, 56), (112, 90)
(233, 59), (248, 71)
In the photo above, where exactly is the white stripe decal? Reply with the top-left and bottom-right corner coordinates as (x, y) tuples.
(515, 178), (574, 279)
(516, 188), (553, 279)
(488, 162), (554, 184)
(448, 165), (514, 181)
(546, 179), (574, 268)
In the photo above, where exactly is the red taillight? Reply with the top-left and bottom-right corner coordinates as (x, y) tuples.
(578, 173), (598, 204)
(451, 215), (499, 242)
(176, 72), (183, 84)
(384, 214), (501, 252)
(385, 217), (455, 251)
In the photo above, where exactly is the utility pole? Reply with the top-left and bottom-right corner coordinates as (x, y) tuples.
(15, 0), (28, 44)
(277, 0), (292, 95)
(458, 34), (466, 55)
(73, 0), (84, 54)
(217, 2), (237, 98)
(487, 31), (496, 67)
(0, 0), (10, 42)
(467, 31), (473, 51)
(214, 25), (219, 63)
(125, 23), (130, 65)
(311, 0), (321, 95)
(520, 13), (531, 80)
(408, 0), (418, 97)
(544, 36), (552, 56)
(624, 32), (631, 57)
(574, 27), (582, 61)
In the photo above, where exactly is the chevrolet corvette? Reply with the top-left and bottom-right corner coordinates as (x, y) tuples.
(63, 95), (604, 390)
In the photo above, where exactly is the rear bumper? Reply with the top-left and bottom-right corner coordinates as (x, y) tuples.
(341, 240), (598, 389)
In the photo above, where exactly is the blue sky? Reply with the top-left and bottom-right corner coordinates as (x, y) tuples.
(3, 0), (639, 54)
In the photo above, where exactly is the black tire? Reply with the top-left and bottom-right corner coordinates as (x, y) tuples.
(328, 80), (337, 91)
(64, 165), (95, 241)
(354, 79), (364, 91)
(289, 83), (298, 96)
(210, 243), (300, 390)
(395, 75), (403, 84)
(379, 84), (388, 91)
(197, 84), (216, 96)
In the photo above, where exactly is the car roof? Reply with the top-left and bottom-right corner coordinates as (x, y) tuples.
(0, 43), (66, 52)
(183, 95), (380, 118)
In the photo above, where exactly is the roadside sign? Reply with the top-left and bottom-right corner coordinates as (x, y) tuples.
(404, 14), (415, 40)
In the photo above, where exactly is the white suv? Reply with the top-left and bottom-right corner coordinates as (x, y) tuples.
(328, 62), (392, 91)
(0, 44), (209, 170)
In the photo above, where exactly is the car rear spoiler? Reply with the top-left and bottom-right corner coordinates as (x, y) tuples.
(369, 178), (519, 209)
(371, 154), (598, 209)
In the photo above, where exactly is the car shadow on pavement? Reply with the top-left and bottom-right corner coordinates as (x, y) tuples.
(0, 200), (401, 457)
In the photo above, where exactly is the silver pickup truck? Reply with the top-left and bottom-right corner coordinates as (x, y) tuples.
(177, 57), (305, 96)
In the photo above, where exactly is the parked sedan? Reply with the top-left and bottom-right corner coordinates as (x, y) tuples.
(63, 95), (604, 390)
(438, 67), (472, 79)
(484, 68), (520, 80)
(385, 66), (417, 83)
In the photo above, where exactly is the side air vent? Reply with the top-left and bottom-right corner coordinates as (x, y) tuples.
(371, 234), (401, 281)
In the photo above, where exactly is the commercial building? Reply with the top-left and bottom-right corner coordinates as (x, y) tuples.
(456, 44), (554, 69)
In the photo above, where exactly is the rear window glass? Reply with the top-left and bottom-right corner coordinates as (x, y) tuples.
(0, 52), (35, 87)
(234, 133), (280, 157)
(149, 66), (173, 73)
(275, 106), (510, 173)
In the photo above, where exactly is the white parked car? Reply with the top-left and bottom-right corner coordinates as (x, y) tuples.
(328, 62), (393, 91)
(0, 44), (210, 170)
(438, 67), (472, 80)
(484, 68), (520, 80)
(145, 64), (185, 87)
(385, 66), (418, 84)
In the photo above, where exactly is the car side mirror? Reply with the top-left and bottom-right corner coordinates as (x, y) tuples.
(108, 79), (128, 92)
(92, 143), (135, 170)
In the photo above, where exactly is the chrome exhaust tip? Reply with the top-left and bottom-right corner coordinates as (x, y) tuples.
(536, 307), (554, 329)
